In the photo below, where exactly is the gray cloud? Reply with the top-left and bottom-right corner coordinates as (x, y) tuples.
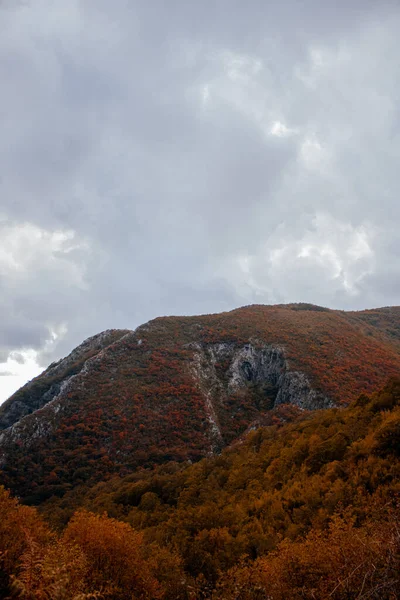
(0, 0), (400, 373)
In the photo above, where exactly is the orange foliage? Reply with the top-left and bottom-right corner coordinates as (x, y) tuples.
(63, 510), (162, 599)
(0, 378), (400, 598)
(214, 509), (400, 599)
(0, 486), (51, 596)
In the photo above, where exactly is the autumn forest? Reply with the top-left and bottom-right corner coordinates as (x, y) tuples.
(0, 304), (399, 599)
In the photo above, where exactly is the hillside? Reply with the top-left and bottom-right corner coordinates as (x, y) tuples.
(1, 304), (400, 504)
(0, 329), (130, 430)
(0, 378), (399, 599)
(77, 377), (400, 594)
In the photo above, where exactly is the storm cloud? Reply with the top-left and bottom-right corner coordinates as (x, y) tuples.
(1, 0), (400, 398)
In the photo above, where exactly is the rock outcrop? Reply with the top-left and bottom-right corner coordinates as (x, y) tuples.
(0, 329), (130, 431)
(190, 340), (332, 449)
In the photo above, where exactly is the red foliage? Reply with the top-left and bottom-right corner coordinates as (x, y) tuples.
(1, 305), (400, 505)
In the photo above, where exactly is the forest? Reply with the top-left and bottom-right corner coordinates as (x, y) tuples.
(0, 377), (399, 599)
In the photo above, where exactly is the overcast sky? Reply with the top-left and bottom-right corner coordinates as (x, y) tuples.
(1, 0), (400, 403)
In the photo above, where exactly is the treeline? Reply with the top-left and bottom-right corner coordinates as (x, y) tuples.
(1, 379), (400, 598)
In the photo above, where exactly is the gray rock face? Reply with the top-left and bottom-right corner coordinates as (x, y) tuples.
(275, 371), (334, 410)
(227, 343), (286, 392)
(190, 340), (333, 441)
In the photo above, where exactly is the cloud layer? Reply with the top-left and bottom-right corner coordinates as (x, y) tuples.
(1, 0), (400, 398)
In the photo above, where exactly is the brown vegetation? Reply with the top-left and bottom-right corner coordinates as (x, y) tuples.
(1, 378), (399, 598)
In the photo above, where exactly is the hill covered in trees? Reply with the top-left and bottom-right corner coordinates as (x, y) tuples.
(1, 304), (400, 505)
(0, 378), (399, 598)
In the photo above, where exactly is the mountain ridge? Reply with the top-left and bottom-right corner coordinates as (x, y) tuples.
(1, 303), (400, 504)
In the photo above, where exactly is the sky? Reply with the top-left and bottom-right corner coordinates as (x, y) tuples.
(1, 0), (400, 403)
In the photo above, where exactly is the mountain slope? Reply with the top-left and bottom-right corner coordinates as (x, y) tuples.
(0, 304), (400, 503)
(76, 378), (400, 590)
(0, 329), (130, 430)
(1, 378), (399, 599)
(344, 305), (400, 351)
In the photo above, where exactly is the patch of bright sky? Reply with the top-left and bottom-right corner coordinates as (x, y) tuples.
(270, 120), (298, 138)
(0, 350), (42, 403)
(0, 326), (67, 405)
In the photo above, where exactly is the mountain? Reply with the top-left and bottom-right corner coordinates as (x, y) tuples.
(1, 303), (400, 504)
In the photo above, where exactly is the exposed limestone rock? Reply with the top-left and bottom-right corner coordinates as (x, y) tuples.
(0, 368), (85, 459)
(227, 342), (286, 392)
(190, 343), (225, 453)
(275, 371), (334, 410)
(0, 329), (131, 431)
(190, 340), (333, 447)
